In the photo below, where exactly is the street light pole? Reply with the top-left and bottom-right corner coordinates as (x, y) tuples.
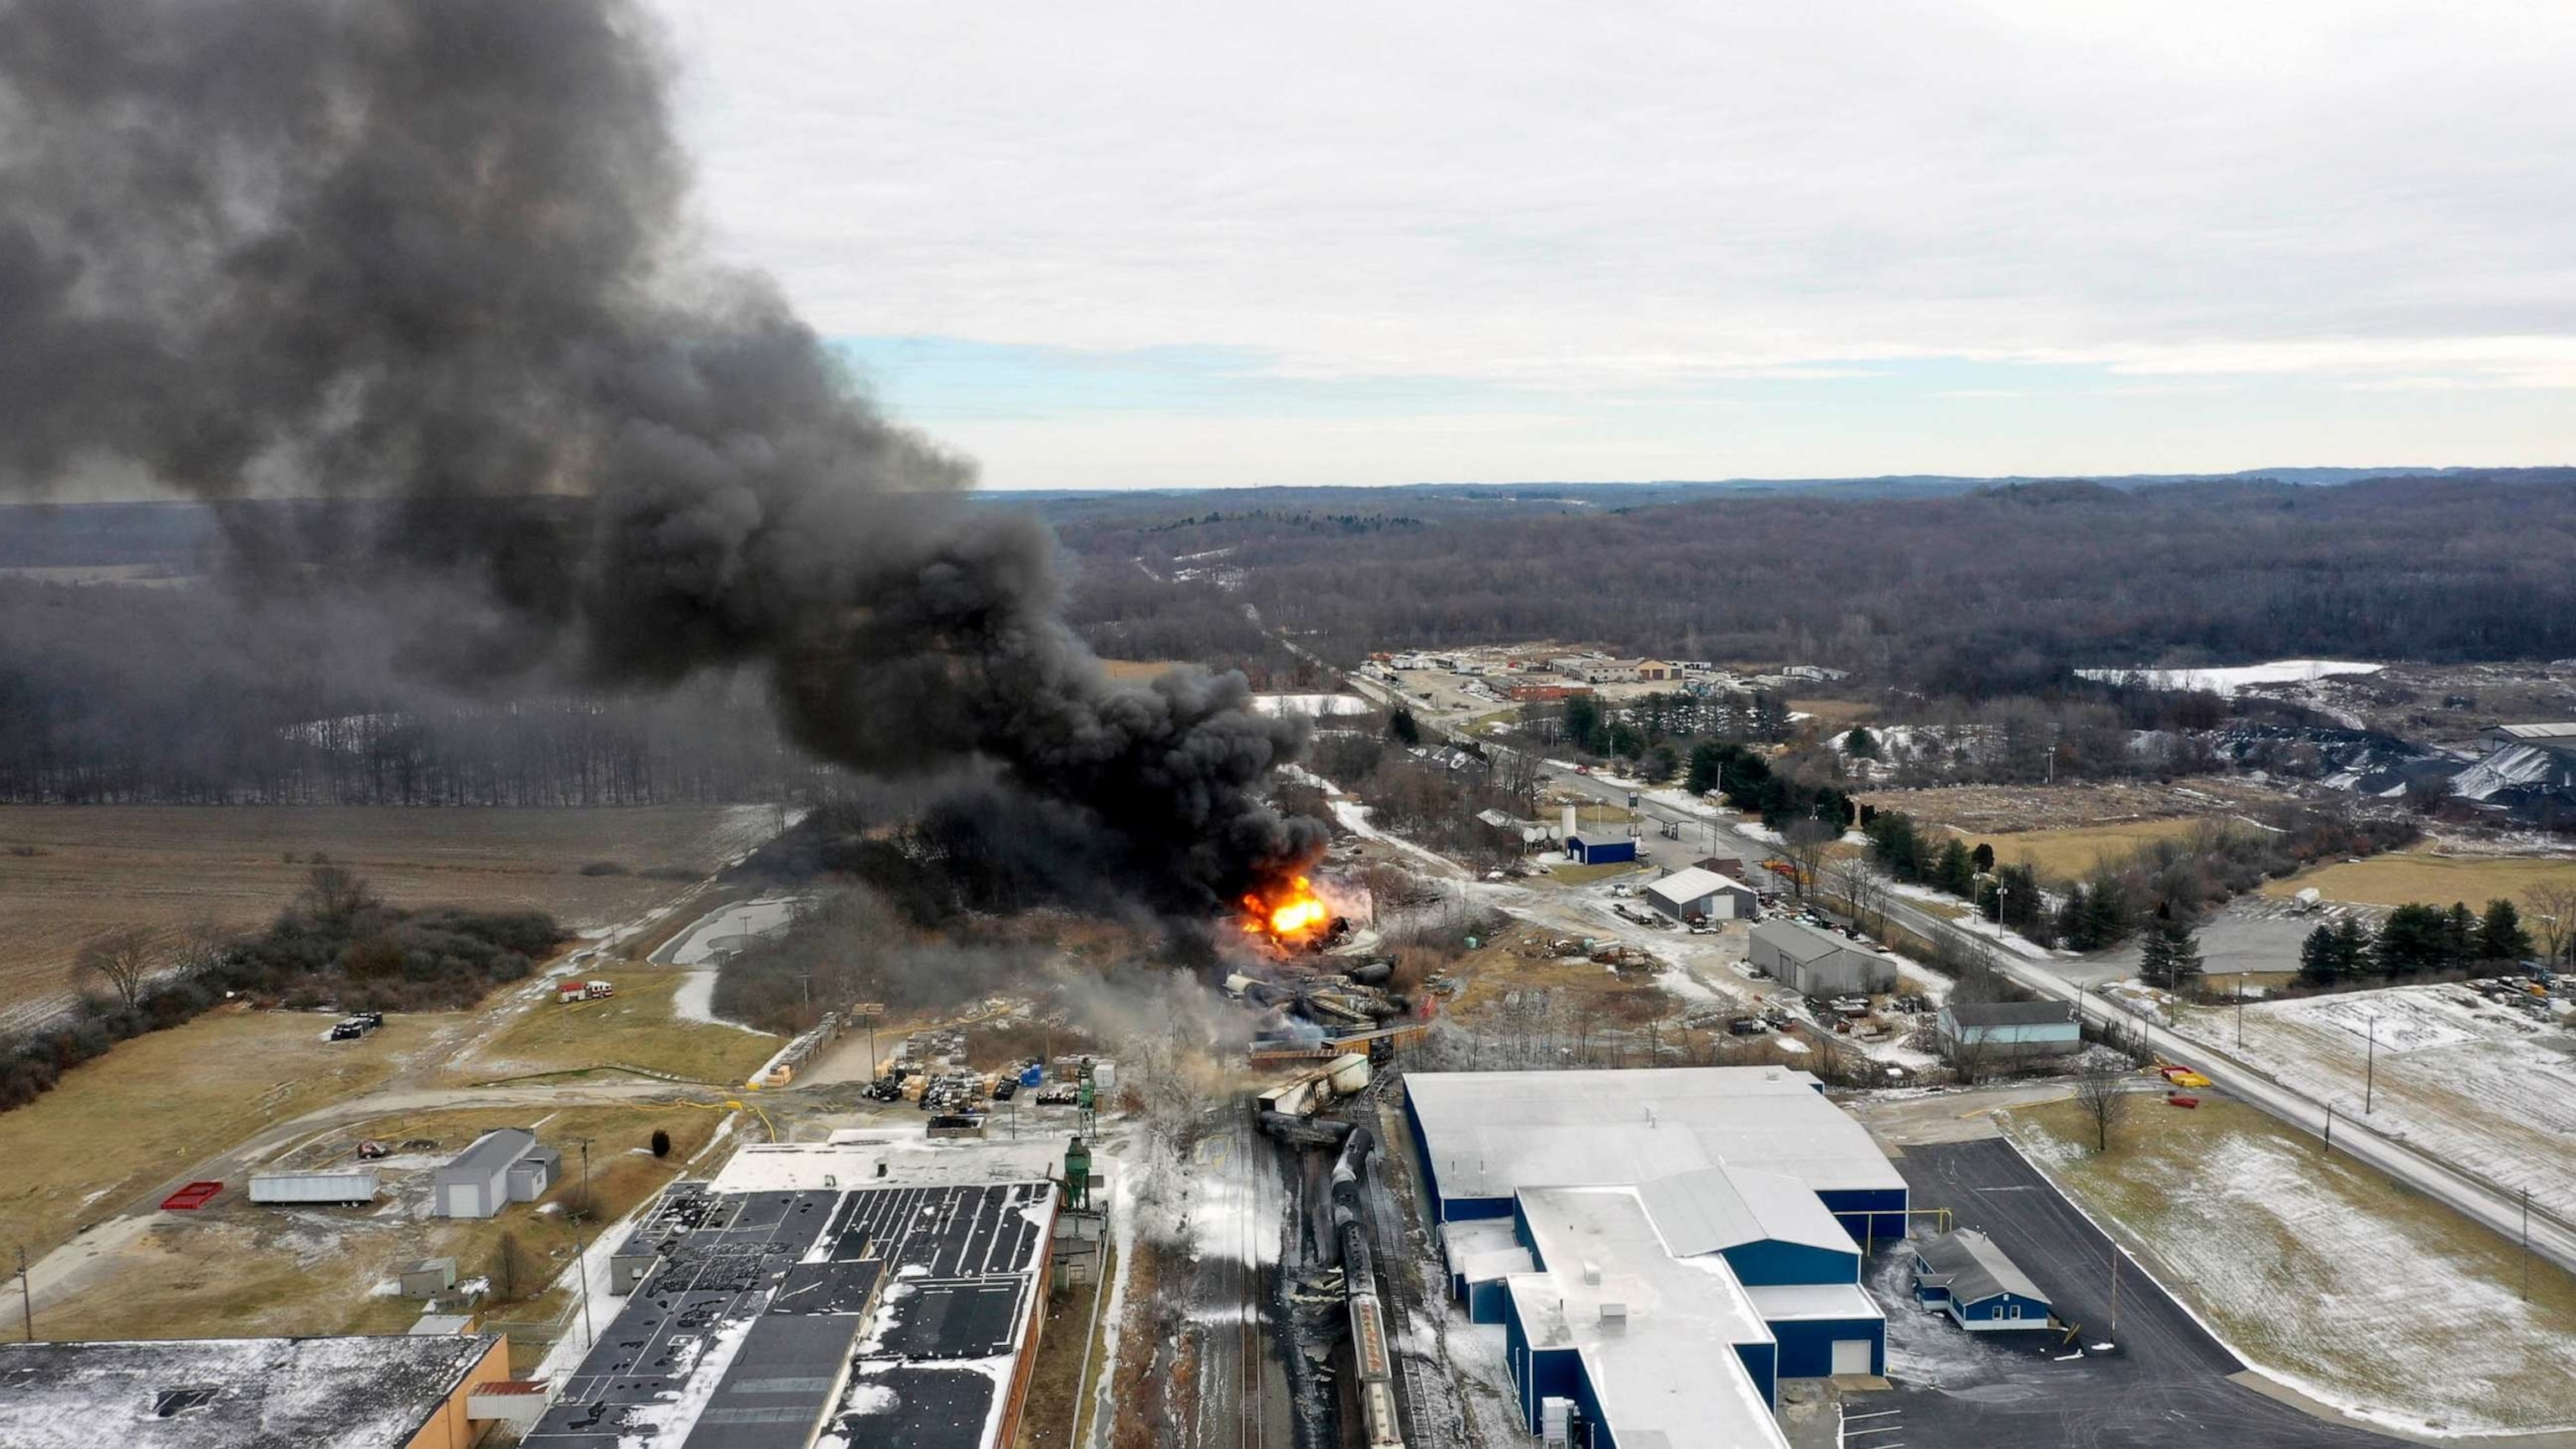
(15, 1244), (29, 1342)
(2236, 981), (2245, 1047)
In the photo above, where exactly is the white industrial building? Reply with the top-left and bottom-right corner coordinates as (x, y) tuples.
(1643, 865), (1758, 922)
(1405, 1067), (1899, 1447)
(1750, 920), (1898, 997)
(430, 1129), (559, 1219)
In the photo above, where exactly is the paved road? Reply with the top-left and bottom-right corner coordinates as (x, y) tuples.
(1882, 1138), (2401, 1449)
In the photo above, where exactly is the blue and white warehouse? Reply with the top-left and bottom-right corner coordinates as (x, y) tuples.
(1409, 1067), (1902, 1448)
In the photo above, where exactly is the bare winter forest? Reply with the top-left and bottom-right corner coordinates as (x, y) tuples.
(5, 470), (2574, 803)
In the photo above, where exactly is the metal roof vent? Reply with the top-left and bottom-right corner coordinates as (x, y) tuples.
(1581, 1259), (1602, 1285)
(153, 1386), (221, 1418)
(1597, 1301), (1628, 1329)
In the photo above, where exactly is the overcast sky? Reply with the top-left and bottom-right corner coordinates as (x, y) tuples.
(653, 1), (2576, 490)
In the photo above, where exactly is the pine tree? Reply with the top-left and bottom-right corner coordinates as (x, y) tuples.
(1844, 725), (1878, 760)
(1386, 704), (1422, 747)
(1934, 838), (1976, 897)
(2137, 923), (2174, 986)
(2333, 917), (2371, 979)
(2477, 898), (2532, 963)
(2163, 919), (2204, 995)
(2443, 902), (2481, 968)
(2298, 924), (2342, 987)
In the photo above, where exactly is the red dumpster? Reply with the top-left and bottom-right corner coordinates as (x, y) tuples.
(161, 1181), (223, 1211)
(2165, 1095), (2200, 1109)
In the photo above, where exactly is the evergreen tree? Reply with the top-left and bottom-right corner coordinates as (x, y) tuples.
(2477, 898), (2532, 963)
(1685, 740), (1726, 797)
(2333, 917), (2371, 979)
(1844, 725), (1878, 760)
(1386, 704), (1421, 747)
(1934, 838), (1976, 897)
(1971, 842), (1996, 874)
(2443, 902), (2481, 968)
(1562, 693), (1602, 754)
(2374, 902), (2450, 977)
(2155, 918), (2205, 994)
(2298, 924), (2344, 987)
(2137, 922), (2174, 985)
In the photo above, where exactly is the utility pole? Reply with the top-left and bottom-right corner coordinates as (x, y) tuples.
(2236, 980), (2245, 1047)
(2109, 1248), (2121, 1335)
(15, 1244), (29, 1342)
(2323, 1101), (2334, 1155)
(2364, 1013), (2379, 1114)
(572, 1138), (597, 1352)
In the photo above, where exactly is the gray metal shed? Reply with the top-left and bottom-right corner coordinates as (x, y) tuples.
(432, 1128), (537, 1219)
(1750, 920), (1896, 997)
(399, 1256), (458, 1299)
(506, 1145), (562, 1203)
(1643, 867), (1758, 922)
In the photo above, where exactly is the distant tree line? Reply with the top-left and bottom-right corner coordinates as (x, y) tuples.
(0, 860), (557, 1112)
(1052, 474), (2576, 699)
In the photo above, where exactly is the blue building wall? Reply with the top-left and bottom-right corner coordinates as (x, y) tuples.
(1817, 1187), (1909, 1248)
(1767, 1317), (1887, 1378)
(1732, 1341), (1778, 1408)
(1566, 835), (1638, 864)
(1503, 1290), (1586, 1433)
(1718, 1239), (1860, 1287)
(1466, 1278), (1510, 1323)
(1952, 1291), (2052, 1327)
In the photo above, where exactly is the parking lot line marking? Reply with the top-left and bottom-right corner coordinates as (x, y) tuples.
(1842, 1410), (1901, 1420)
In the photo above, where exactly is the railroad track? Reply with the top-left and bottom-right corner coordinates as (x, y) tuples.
(1360, 1146), (1439, 1448)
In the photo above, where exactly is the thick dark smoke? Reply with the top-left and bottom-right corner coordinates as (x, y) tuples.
(0, 0), (1325, 917)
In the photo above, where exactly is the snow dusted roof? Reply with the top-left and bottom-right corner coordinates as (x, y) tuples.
(1643, 867), (1750, 907)
(1407, 1067), (1903, 1202)
(1742, 1282), (1884, 1323)
(1509, 1187), (1789, 1449)
(1916, 1228), (2049, 1308)
(0, 1334), (501, 1449)
(709, 1132), (1071, 1193)
(1636, 1165), (1861, 1260)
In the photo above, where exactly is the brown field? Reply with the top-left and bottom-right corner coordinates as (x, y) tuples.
(0, 804), (772, 1022)
(449, 969), (779, 1087)
(38, 1101), (724, 1355)
(1098, 658), (1190, 681)
(1787, 697), (1875, 730)
(0, 1006), (405, 1259)
(1857, 778), (2287, 835)
(1965, 817), (2223, 882)
(2260, 848), (2576, 909)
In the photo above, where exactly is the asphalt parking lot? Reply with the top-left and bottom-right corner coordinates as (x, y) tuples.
(1864, 1138), (2401, 1449)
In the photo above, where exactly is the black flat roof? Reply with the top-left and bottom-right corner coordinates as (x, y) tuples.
(524, 1176), (1052, 1449)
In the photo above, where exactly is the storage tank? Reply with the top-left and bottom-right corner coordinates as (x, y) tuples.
(248, 1170), (380, 1205)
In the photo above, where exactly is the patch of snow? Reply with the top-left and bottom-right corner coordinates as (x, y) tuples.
(1250, 693), (1374, 717)
(2075, 659), (2383, 695)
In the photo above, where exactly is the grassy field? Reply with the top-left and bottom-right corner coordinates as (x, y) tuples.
(0, 804), (772, 1022)
(2259, 847), (2576, 908)
(2005, 1097), (2576, 1435)
(450, 969), (778, 1086)
(1962, 817), (2218, 881)
(0, 1006), (402, 1259)
(37, 1101), (726, 1354)
(1547, 860), (1650, 886)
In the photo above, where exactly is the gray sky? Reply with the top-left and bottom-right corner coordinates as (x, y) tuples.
(654, 0), (2576, 489)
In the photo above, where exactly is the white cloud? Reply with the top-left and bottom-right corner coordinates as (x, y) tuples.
(646, 0), (2576, 482)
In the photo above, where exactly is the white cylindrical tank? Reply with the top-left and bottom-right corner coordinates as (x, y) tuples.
(1327, 1052), (1371, 1096)
(248, 1170), (380, 1205)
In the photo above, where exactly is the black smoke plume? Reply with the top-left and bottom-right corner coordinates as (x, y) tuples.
(0, 0), (1325, 917)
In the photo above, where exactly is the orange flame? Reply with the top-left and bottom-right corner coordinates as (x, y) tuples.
(1242, 875), (1329, 941)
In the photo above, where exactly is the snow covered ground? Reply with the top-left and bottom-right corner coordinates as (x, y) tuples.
(2074, 659), (2383, 695)
(652, 896), (806, 968)
(2011, 1105), (2576, 1436)
(1249, 693), (1374, 717)
(2172, 983), (2576, 1223)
